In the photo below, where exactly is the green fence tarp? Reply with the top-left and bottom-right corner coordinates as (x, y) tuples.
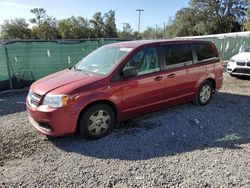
(207, 36), (250, 60)
(0, 44), (10, 91)
(0, 36), (249, 91)
(0, 39), (127, 91)
(6, 40), (99, 81)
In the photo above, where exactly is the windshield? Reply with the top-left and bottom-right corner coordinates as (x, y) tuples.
(244, 46), (250, 52)
(75, 46), (133, 75)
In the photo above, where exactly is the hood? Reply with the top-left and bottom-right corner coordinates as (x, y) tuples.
(231, 52), (250, 61)
(31, 69), (104, 95)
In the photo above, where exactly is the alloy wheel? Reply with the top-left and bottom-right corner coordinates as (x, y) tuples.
(88, 110), (111, 135)
(199, 84), (212, 103)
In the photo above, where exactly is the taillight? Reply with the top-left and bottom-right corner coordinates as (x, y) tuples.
(221, 61), (224, 75)
(221, 61), (224, 68)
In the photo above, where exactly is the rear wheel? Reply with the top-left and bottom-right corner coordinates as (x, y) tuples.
(195, 80), (213, 105)
(79, 104), (115, 139)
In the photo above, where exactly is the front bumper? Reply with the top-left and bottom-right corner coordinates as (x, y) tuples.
(227, 61), (250, 76)
(26, 101), (78, 136)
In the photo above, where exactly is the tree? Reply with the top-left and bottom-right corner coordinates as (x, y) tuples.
(119, 23), (133, 38)
(164, 0), (248, 37)
(103, 10), (117, 37)
(58, 16), (92, 39)
(90, 12), (104, 37)
(142, 25), (166, 39)
(0, 18), (31, 39)
(190, 0), (248, 33)
(166, 8), (200, 37)
(30, 8), (59, 39)
(29, 8), (47, 26)
(245, 0), (250, 30)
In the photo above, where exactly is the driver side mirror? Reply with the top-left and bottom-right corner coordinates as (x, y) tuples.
(122, 66), (137, 78)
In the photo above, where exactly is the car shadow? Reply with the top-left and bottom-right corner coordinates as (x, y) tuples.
(236, 75), (250, 81)
(50, 92), (250, 160)
(0, 91), (27, 116)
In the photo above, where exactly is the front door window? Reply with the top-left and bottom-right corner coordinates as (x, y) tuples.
(125, 47), (160, 75)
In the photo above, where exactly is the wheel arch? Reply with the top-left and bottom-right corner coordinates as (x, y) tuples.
(76, 99), (118, 133)
(195, 73), (216, 92)
(205, 78), (216, 92)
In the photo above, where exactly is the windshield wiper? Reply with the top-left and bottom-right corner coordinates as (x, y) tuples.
(71, 65), (82, 71)
(81, 70), (91, 75)
(72, 65), (91, 75)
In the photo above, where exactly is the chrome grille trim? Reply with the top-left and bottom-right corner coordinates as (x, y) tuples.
(236, 61), (246, 66)
(29, 92), (41, 108)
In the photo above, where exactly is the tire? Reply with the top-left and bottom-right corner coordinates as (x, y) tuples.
(79, 104), (115, 139)
(194, 80), (213, 105)
(229, 74), (238, 78)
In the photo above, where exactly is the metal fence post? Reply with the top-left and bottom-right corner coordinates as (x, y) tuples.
(222, 35), (226, 60)
(3, 44), (13, 91)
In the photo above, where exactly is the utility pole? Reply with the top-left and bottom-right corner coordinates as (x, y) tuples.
(163, 22), (166, 38)
(136, 9), (144, 36)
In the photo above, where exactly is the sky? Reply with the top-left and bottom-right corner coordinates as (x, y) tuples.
(0, 0), (189, 31)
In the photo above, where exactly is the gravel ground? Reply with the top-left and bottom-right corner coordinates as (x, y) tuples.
(1, 73), (250, 188)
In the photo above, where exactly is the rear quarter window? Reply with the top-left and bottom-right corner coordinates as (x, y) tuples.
(194, 42), (218, 62)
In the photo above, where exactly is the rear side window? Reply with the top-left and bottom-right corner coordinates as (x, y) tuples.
(163, 43), (193, 68)
(194, 43), (218, 62)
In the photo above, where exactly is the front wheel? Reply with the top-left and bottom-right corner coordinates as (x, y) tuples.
(194, 80), (213, 105)
(229, 73), (238, 78)
(79, 104), (115, 139)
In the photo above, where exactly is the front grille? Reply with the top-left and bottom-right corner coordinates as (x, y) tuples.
(233, 68), (250, 74)
(236, 61), (245, 66)
(247, 62), (250, 67)
(39, 122), (53, 132)
(30, 92), (41, 107)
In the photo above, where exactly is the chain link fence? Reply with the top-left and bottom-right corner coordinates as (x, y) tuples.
(0, 38), (129, 91)
(0, 33), (250, 91)
(182, 32), (250, 59)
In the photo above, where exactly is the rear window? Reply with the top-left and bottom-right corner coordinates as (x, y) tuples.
(163, 43), (193, 68)
(194, 43), (217, 62)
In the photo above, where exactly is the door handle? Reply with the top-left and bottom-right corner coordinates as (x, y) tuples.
(167, 74), (176, 78)
(154, 76), (163, 81)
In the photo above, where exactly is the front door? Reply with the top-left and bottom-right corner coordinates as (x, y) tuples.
(117, 47), (165, 119)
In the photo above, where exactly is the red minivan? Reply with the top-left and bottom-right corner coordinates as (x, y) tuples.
(27, 40), (223, 139)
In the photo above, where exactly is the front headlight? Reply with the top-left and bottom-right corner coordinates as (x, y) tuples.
(27, 89), (32, 105)
(43, 94), (69, 108)
(229, 59), (236, 63)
